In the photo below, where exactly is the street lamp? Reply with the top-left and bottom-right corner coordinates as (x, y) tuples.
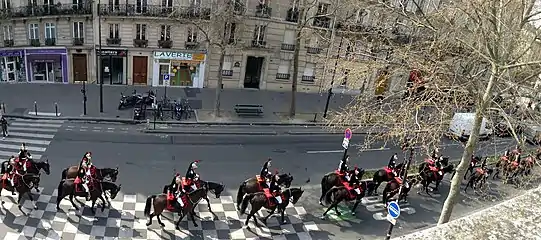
(81, 79), (87, 115)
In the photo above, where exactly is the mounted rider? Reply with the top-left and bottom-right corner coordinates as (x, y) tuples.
(185, 160), (200, 192)
(77, 152), (93, 200)
(260, 158), (273, 187)
(338, 155), (351, 181)
(7, 155), (21, 195)
(387, 153), (399, 176)
(348, 166), (362, 196)
(268, 171), (282, 205)
(169, 173), (186, 209)
(17, 143), (32, 172)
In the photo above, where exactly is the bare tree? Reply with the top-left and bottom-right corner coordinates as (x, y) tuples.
(179, 0), (246, 117)
(325, 0), (541, 224)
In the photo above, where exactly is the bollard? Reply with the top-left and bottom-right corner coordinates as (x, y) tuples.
(146, 119), (150, 129)
(1, 102), (4, 114)
(34, 101), (38, 116)
(54, 102), (58, 117)
(313, 113), (318, 122)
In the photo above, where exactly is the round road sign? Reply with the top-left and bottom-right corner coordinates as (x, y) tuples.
(344, 128), (352, 140)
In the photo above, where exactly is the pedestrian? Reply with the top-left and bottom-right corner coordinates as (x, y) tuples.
(0, 116), (8, 139)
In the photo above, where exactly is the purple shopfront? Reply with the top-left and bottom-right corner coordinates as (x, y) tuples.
(25, 48), (68, 83)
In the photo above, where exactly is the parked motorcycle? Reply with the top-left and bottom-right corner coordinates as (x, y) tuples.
(133, 106), (145, 120)
(141, 90), (156, 105)
(118, 90), (142, 110)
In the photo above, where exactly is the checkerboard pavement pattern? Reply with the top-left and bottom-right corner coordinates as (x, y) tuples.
(0, 187), (320, 240)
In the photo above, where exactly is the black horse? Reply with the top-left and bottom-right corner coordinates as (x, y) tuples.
(382, 177), (418, 205)
(56, 179), (122, 214)
(162, 179), (226, 214)
(418, 164), (455, 195)
(464, 168), (493, 194)
(1, 159), (50, 193)
(0, 173), (41, 213)
(240, 187), (305, 227)
(62, 166), (119, 207)
(236, 173), (293, 210)
(463, 156), (482, 180)
(319, 168), (365, 205)
(368, 162), (405, 196)
(320, 181), (371, 219)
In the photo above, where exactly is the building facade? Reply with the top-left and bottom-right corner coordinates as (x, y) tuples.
(0, 0), (423, 93)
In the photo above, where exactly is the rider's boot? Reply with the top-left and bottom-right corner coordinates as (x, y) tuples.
(82, 183), (90, 201)
(9, 176), (15, 195)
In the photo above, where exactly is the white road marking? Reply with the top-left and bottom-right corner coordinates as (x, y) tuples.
(0, 151), (41, 160)
(1, 138), (51, 145)
(93, 130), (100, 132)
(80, 129), (87, 132)
(306, 150), (343, 154)
(8, 127), (58, 133)
(93, 127), (102, 129)
(0, 143), (46, 152)
(9, 132), (55, 139)
(14, 119), (64, 124)
(11, 122), (62, 128)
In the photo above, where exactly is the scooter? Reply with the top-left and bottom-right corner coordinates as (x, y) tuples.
(141, 90), (156, 105)
(118, 90), (143, 110)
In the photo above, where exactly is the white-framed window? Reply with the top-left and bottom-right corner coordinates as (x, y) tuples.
(253, 25), (266, 43)
(28, 0), (37, 6)
(108, 0), (120, 12)
(135, 0), (147, 14)
(278, 60), (290, 74)
(291, 0), (298, 10)
(309, 36), (318, 47)
(161, 0), (172, 9)
(43, 0), (53, 5)
(316, 2), (329, 15)
(45, 22), (56, 39)
(73, 22), (84, 38)
(224, 22), (236, 42)
(1, 0), (11, 9)
(303, 63), (315, 76)
(221, 55), (233, 76)
(3, 25), (13, 40)
(283, 30), (294, 44)
(190, 0), (200, 8)
(160, 25), (171, 41)
(109, 23), (119, 38)
(187, 27), (197, 42)
(135, 24), (146, 40)
(355, 9), (367, 24)
(28, 23), (39, 40)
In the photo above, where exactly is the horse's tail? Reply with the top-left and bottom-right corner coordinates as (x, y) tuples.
(236, 182), (246, 207)
(56, 180), (64, 203)
(61, 168), (67, 180)
(324, 186), (340, 205)
(320, 175), (328, 197)
(0, 161), (5, 174)
(240, 193), (255, 215)
(144, 195), (156, 216)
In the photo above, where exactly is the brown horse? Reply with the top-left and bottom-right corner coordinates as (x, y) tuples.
(382, 177), (417, 205)
(56, 179), (121, 214)
(493, 156), (510, 179)
(464, 168), (493, 193)
(62, 166), (119, 207)
(240, 187), (304, 227)
(520, 156), (535, 176)
(320, 181), (370, 219)
(236, 173), (293, 210)
(319, 169), (365, 205)
(368, 163), (405, 196)
(0, 173), (41, 213)
(144, 187), (208, 230)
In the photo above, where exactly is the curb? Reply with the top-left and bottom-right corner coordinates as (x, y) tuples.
(142, 129), (278, 135)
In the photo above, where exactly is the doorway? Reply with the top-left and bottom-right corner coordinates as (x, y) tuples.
(33, 61), (60, 82)
(132, 56), (148, 85)
(101, 56), (124, 84)
(1, 59), (16, 82)
(244, 56), (263, 89)
(72, 54), (88, 82)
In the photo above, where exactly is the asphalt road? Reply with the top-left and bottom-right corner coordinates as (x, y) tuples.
(14, 122), (522, 239)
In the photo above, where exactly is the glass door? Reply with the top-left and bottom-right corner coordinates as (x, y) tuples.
(33, 62), (46, 81)
(5, 61), (16, 82)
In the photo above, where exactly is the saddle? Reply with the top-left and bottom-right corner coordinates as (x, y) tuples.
(166, 192), (188, 211)
(384, 167), (394, 178)
(475, 168), (485, 175)
(393, 177), (403, 185)
(263, 189), (283, 207)
(74, 176), (95, 193)
(425, 159), (435, 165)
(181, 177), (199, 191)
(428, 166), (439, 172)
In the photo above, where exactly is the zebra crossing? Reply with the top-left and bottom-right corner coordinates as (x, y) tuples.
(0, 118), (64, 161)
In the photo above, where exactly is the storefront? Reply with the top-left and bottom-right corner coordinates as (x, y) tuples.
(152, 51), (206, 88)
(0, 49), (26, 82)
(25, 48), (68, 83)
(97, 49), (128, 85)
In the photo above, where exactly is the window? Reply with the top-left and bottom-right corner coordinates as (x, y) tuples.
(355, 9), (367, 24)
(161, 0), (172, 7)
(1, 0), (11, 9)
(160, 25), (171, 41)
(28, 0), (37, 6)
(28, 23), (39, 40)
(277, 60), (291, 79)
(291, 0), (298, 10)
(43, 0), (53, 6)
(136, 24), (147, 40)
(136, 0), (147, 14)
(316, 3), (329, 15)
(303, 62), (315, 81)
(45, 23), (56, 39)
(109, 23), (119, 38)
(309, 36), (318, 47)
(187, 27), (197, 42)
(224, 22), (236, 43)
(283, 30), (294, 44)
(73, 22), (84, 38)
(3, 25), (13, 40)
(108, 0), (120, 12)
(221, 55), (233, 76)
(253, 25), (266, 43)
(190, 0), (200, 8)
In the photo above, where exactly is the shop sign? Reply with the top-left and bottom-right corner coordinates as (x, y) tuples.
(0, 50), (23, 57)
(97, 49), (127, 57)
(154, 51), (193, 60)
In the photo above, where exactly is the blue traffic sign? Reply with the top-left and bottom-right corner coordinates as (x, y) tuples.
(163, 74), (170, 81)
(387, 201), (400, 219)
(344, 128), (352, 140)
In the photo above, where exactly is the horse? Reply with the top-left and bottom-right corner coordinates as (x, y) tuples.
(464, 168), (493, 194)
(162, 180), (225, 214)
(144, 187), (208, 230)
(56, 179), (121, 214)
(418, 164), (454, 196)
(236, 173), (293, 210)
(240, 187), (304, 227)
(319, 168), (365, 205)
(463, 156), (482, 180)
(368, 162), (405, 195)
(320, 181), (370, 219)
(382, 177), (418, 205)
(1, 159), (50, 193)
(493, 156), (511, 179)
(0, 173), (41, 213)
(520, 156), (535, 176)
(62, 166), (119, 206)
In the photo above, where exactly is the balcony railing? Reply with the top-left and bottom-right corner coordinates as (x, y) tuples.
(158, 39), (172, 48)
(251, 40), (266, 48)
(133, 39), (148, 47)
(45, 38), (56, 46)
(3, 40), (14, 47)
(7, 3), (91, 18)
(30, 39), (40, 47)
(286, 8), (298, 22)
(221, 69), (233, 76)
(107, 38), (121, 45)
(281, 43), (295, 51)
(313, 16), (331, 28)
(255, 4), (271, 18)
(98, 4), (210, 19)
(276, 73), (290, 80)
(185, 41), (199, 49)
(301, 75), (315, 82)
(73, 38), (84, 45)
(306, 47), (322, 54)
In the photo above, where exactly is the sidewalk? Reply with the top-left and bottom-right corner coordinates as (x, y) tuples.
(0, 83), (353, 125)
(394, 185), (541, 240)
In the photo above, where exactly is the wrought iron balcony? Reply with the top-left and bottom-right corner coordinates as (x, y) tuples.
(281, 43), (295, 51)
(45, 38), (56, 46)
(251, 40), (266, 48)
(158, 40), (172, 48)
(230, 0), (245, 14)
(185, 41), (199, 49)
(276, 73), (290, 80)
(98, 4), (210, 19)
(8, 3), (91, 18)
(221, 69), (233, 76)
(3, 40), (14, 47)
(255, 4), (271, 18)
(133, 39), (148, 48)
(107, 38), (121, 45)
(286, 8), (298, 22)
(301, 75), (315, 82)
(313, 16), (331, 28)
(73, 38), (84, 45)
(30, 39), (40, 47)
(306, 47), (322, 54)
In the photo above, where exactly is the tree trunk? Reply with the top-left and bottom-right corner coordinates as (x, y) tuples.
(289, 1), (305, 118)
(214, 49), (226, 117)
(438, 65), (499, 224)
